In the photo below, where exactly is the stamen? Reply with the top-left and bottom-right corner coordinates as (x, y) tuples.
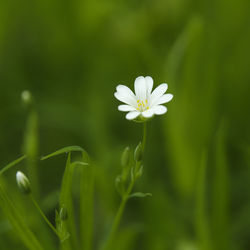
(136, 99), (149, 111)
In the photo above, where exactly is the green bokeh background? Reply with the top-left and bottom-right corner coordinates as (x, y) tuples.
(0, 0), (250, 249)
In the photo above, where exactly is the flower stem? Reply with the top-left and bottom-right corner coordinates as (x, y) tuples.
(30, 194), (61, 239)
(103, 178), (135, 250)
(103, 122), (147, 250)
(142, 122), (147, 152)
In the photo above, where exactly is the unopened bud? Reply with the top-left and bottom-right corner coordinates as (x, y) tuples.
(135, 165), (143, 179)
(134, 142), (143, 162)
(59, 206), (68, 221)
(16, 171), (31, 194)
(121, 147), (130, 167)
(115, 175), (124, 196)
(21, 90), (32, 105)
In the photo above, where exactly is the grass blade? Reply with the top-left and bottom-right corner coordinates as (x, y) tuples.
(0, 155), (27, 176)
(59, 153), (78, 250)
(79, 150), (94, 250)
(41, 146), (84, 160)
(195, 150), (211, 250)
(212, 121), (229, 250)
(59, 152), (89, 250)
(0, 182), (43, 250)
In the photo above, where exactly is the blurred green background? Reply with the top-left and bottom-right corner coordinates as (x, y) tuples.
(0, 0), (250, 249)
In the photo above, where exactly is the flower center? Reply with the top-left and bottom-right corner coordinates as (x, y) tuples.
(136, 99), (149, 112)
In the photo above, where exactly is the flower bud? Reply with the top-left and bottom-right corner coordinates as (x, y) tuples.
(115, 175), (124, 196)
(21, 90), (32, 105)
(135, 165), (143, 179)
(59, 206), (68, 221)
(16, 171), (31, 194)
(121, 147), (130, 167)
(134, 142), (143, 162)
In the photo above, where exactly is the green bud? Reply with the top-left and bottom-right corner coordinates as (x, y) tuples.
(115, 175), (124, 196)
(59, 206), (68, 221)
(121, 147), (130, 167)
(135, 165), (143, 179)
(16, 171), (31, 194)
(130, 166), (135, 182)
(134, 142), (143, 162)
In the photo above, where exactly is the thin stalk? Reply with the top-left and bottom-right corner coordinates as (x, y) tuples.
(142, 122), (147, 151)
(103, 178), (135, 250)
(0, 155), (27, 176)
(103, 122), (147, 250)
(30, 195), (60, 239)
(24, 109), (40, 198)
(109, 178), (135, 237)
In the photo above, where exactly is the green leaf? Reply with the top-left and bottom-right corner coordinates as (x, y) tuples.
(40, 146), (84, 160)
(0, 155), (27, 176)
(59, 153), (89, 250)
(71, 161), (89, 167)
(59, 153), (78, 249)
(79, 152), (94, 250)
(212, 121), (229, 250)
(195, 150), (211, 250)
(129, 192), (152, 199)
(0, 183), (43, 250)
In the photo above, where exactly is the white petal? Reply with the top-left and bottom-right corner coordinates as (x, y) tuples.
(134, 76), (147, 101)
(114, 92), (137, 107)
(115, 85), (137, 106)
(116, 85), (135, 97)
(126, 111), (140, 120)
(118, 105), (136, 112)
(142, 109), (154, 118)
(154, 94), (173, 105)
(149, 83), (168, 106)
(153, 105), (167, 115)
(145, 76), (153, 95)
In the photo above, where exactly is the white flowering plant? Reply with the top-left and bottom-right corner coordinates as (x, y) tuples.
(115, 76), (173, 121)
(0, 78), (173, 250)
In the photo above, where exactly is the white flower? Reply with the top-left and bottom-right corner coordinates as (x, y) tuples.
(114, 76), (173, 121)
(16, 171), (31, 194)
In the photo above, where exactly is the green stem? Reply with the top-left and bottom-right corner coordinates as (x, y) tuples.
(110, 177), (135, 235)
(107, 198), (126, 243)
(103, 122), (147, 250)
(103, 179), (135, 250)
(30, 195), (61, 239)
(142, 122), (147, 152)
